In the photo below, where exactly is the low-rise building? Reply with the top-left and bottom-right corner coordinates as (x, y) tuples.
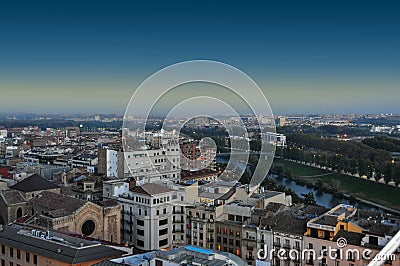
(94, 245), (247, 266)
(0, 224), (126, 266)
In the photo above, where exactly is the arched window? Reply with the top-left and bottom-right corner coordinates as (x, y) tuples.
(16, 207), (23, 219)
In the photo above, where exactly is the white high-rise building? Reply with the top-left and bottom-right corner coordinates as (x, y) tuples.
(124, 131), (181, 183)
(103, 179), (196, 250)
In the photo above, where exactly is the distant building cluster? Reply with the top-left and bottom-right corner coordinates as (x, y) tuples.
(0, 124), (398, 266)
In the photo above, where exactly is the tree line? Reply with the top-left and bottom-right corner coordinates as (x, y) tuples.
(282, 133), (400, 185)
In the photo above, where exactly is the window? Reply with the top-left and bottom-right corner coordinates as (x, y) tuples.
(26, 252), (30, 262)
(137, 219), (144, 226)
(137, 229), (144, 236)
(17, 249), (21, 259)
(1, 245), (4, 254)
(1, 260), (4, 266)
(137, 239), (144, 247)
(322, 246), (327, 256)
(9, 247), (13, 257)
(159, 219), (168, 226)
(33, 255), (37, 265)
(159, 239), (168, 247)
(228, 214), (235, 221)
(159, 228), (168, 236)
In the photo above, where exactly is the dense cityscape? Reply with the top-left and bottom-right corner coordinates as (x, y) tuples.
(2, 0), (400, 265)
(0, 113), (399, 266)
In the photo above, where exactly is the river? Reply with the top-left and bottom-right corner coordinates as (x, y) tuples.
(216, 155), (383, 212)
(269, 174), (383, 211)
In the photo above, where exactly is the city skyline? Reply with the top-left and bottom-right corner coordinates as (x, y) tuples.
(1, 1), (399, 115)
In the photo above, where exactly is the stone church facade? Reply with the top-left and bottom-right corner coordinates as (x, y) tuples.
(30, 191), (121, 244)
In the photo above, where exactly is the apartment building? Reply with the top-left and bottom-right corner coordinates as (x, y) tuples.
(179, 138), (216, 171)
(106, 180), (189, 251)
(186, 204), (219, 250)
(123, 131), (180, 183)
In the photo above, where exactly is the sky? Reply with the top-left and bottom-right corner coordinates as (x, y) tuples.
(0, 0), (399, 115)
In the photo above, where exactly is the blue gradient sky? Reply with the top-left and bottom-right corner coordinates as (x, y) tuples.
(0, 0), (399, 115)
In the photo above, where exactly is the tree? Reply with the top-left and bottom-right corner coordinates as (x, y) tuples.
(302, 192), (317, 205)
(283, 168), (292, 179)
(330, 179), (341, 192)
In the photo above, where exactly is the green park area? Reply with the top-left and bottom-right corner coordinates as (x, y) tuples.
(275, 159), (400, 211)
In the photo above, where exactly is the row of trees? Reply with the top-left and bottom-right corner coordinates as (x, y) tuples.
(282, 134), (400, 185)
(362, 136), (400, 153)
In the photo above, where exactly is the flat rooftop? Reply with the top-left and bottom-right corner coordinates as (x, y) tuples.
(0, 225), (126, 264)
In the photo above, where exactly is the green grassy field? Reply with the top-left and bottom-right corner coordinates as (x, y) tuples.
(276, 159), (400, 210)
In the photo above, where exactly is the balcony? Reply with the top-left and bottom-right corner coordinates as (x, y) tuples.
(293, 245), (301, 251)
(207, 228), (214, 232)
(282, 243), (291, 249)
(173, 220), (184, 223)
(207, 238), (214, 242)
(246, 255), (254, 260)
(173, 209), (184, 214)
(172, 228), (184, 233)
(247, 246), (254, 251)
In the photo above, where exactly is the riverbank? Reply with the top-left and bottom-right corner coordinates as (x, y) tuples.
(275, 158), (400, 213)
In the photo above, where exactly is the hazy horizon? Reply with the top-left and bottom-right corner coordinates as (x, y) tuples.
(1, 1), (399, 115)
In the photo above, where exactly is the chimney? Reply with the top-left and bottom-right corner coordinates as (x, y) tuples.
(129, 177), (136, 189)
